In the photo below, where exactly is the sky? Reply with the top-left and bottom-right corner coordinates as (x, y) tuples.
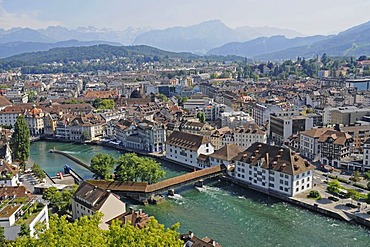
(1, 0), (370, 35)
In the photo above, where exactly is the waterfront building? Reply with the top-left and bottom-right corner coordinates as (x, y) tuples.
(165, 131), (214, 169)
(232, 143), (315, 197)
(72, 181), (126, 230)
(209, 143), (244, 171)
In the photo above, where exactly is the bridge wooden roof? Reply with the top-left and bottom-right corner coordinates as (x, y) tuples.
(86, 165), (226, 194)
(146, 165), (225, 193)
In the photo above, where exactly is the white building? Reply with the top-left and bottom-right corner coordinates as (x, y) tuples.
(165, 131), (214, 169)
(299, 128), (331, 161)
(220, 111), (254, 129)
(72, 182), (127, 230)
(363, 138), (370, 169)
(209, 143), (244, 171)
(232, 143), (315, 197)
(222, 123), (267, 150)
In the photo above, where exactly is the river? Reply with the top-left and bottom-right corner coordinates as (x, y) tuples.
(30, 141), (370, 247)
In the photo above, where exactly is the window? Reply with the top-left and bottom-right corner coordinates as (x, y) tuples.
(296, 188), (299, 192)
(279, 186), (283, 190)
(280, 180), (283, 184)
(269, 183), (275, 188)
(301, 185), (304, 190)
(284, 181), (288, 186)
(284, 188), (289, 192)
(249, 171), (252, 175)
(296, 181), (299, 186)
(280, 174), (284, 178)
(285, 175), (289, 179)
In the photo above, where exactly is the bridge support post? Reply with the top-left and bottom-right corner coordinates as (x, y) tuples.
(194, 180), (204, 188)
(168, 189), (175, 196)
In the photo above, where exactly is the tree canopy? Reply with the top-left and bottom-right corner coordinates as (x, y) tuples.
(93, 99), (115, 110)
(12, 213), (182, 247)
(11, 115), (30, 168)
(90, 153), (115, 179)
(114, 153), (165, 184)
(43, 185), (78, 214)
(31, 163), (46, 181)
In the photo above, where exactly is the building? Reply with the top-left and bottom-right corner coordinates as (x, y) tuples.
(253, 103), (281, 126)
(180, 120), (214, 138)
(165, 131), (214, 169)
(330, 107), (370, 126)
(318, 130), (352, 166)
(232, 143), (315, 197)
(210, 127), (232, 150)
(25, 105), (44, 136)
(209, 143), (244, 171)
(363, 138), (370, 169)
(222, 123), (267, 150)
(0, 186), (48, 240)
(0, 160), (20, 186)
(270, 114), (314, 145)
(299, 128), (331, 161)
(220, 111), (254, 128)
(72, 182), (127, 230)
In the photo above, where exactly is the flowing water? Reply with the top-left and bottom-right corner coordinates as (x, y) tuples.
(31, 141), (370, 247)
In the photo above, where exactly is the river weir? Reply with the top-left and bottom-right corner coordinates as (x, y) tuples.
(31, 141), (370, 246)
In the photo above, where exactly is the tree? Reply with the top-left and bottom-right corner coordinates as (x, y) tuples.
(308, 190), (321, 199)
(13, 214), (182, 247)
(157, 93), (168, 102)
(0, 226), (5, 246)
(321, 53), (329, 65)
(114, 153), (165, 184)
(90, 153), (115, 180)
(327, 179), (341, 194)
(31, 163), (46, 181)
(19, 224), (31, 237)
(12, 115), (30, 171)
(43, 185), (78, 214)
(364, 171), (370, 180)
(196, 112), (206, 123)
(350, 171), (361, 183)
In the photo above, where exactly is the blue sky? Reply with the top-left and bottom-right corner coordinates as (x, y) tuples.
(1, 0), (370, 35)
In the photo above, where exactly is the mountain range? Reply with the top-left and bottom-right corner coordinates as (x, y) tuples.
(0, 19), (370, 60)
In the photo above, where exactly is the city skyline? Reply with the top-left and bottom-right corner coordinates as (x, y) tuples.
(0, 0), (370, 35)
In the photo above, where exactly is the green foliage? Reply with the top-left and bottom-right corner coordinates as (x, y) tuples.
(13, 214), (182, 247)
(177, 96), (188, 107)
(350, 171), (361, 183)
(11, 115), (30, 168)
(93, 99), (115, 110)
(114, 153), (165, 184)
(327, 179), (341, 194)
(157, 93), (168, 102)
(346, 189), (362, 201)
(19, 224), (31, 237)
(31, 163), (45, 180)
(90, 153), (115, 180)
(364, 171), (370, 180)
(64, 99), (85, 104)
(308, 190), (321, 199)
(43, 185), (78, 214)
(196, 112), (206, 123)
(0, 226), (5, 246)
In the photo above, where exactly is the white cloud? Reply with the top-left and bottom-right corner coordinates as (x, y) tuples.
(0, 4), (61, 29)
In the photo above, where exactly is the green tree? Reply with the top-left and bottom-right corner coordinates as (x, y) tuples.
(90, 153), (115, 180)
(308, 190), (321, 199)
(157, 93), (168, 102)
(43, 185), (78, 214)
(11, 115), (30, 171)
(114, 153), (165, 184)
(13, 214), (182, 247)
(31, 163), (46, 181)
(19, 224), (31, 237)
(196, 112), (206, 123)
(327, 179), (341, 194)
(93, 98), (115, 110)
(0, 226), (5, 246)
(350, 171), (361, 183)
(364, 171), (370, 180)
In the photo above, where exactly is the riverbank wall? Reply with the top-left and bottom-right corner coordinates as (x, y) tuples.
(49, 149), (92, 171)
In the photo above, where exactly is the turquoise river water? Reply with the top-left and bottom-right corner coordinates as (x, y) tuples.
(30, 141), (370, 247)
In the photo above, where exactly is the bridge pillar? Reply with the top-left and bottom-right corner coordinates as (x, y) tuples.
(194, 180), (204, 188)
(168, 189), (175, 196)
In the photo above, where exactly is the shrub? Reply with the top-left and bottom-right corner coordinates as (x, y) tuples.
(328, 196), (339, 202)
(308, 190), (321, 199)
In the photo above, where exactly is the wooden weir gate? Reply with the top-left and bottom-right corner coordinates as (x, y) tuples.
(87, 164), (227, 203)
